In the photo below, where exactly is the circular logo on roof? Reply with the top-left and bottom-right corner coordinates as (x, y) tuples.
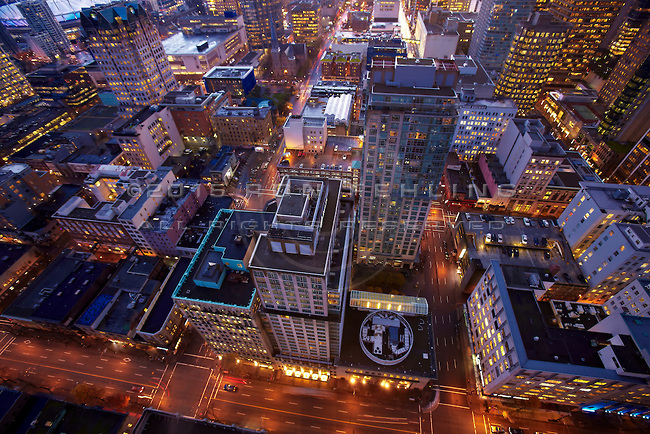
(359, 310), (413, 365)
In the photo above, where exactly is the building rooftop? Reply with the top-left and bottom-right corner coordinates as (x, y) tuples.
(0, 243), (32, 276)
(338, 302), (436, 379)
(134, 408), (263, 434)
(213, 106), (270, 118)
(176, 195), (233, 250)
(371, 83), (456, 97)
(162, 31), (232, 56)
(249, 179), (345, 276)
(114, 106), (159, 133)
(575, 182), (650, 214)
(204, 66), (253, 80)
(213, 210), (274, 263)
(140, 258), (191, 335)
(3, 253), (111, 325)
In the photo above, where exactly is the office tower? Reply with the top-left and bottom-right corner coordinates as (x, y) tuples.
(358, 58), (458, 266)
(248, 177), (353, 368)
(597, 21), (650, 144)
(373, 0), (400, 22)
(290, 2), (321, 45)
(468, 0), (535, 72)
(203, 0), (240, 16)
(174, 208), (275, 363)
(467, 261), (650, 406)
(609, 0), (650, 56)
(0, 22), (19, 56)
(17, 0), (71, 59)
(239, 0), (283, 49)
(604, 278), (650, 317)
(80, 3), (177, 114)
(577, 223), (650, 303)
(558, 182), (650, 257)
(610, 129), (650, 186)
(494, 12), (570, 115)
(451, 99), (516, 160)
(548, 0), (624, 83)
(0, 48), (35, 108)
(112, 106), (184, 170)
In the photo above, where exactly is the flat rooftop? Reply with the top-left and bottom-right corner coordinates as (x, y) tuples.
(162, 31), (231, 56)
(62, 105), (119, 132)
(213, 210), (274, 262)
(249, 179), (345, 276)
(140, 258), (191, 335)
(338, 305), (436, 379)
(4, 255), (110, 324)
(0, 243), (32, 276)
(204, 66), (253, 79)
(459, 213), (585, 285)
(177, 195), (233, 250)
(372, 83), (456, 97)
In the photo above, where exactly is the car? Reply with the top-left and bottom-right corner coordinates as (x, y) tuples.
(541, 237), (548, 247)
(490, 426), (505, 434)
(131, 386), (144, 393)
(223, 384), (238, 392)
(534, 237), (539, 246)
(514, 248), (520, 257)
(485, 233), (492, 243)
(542, 219), (550, 227)
(497, 234), (503, 243)
(508, 429), (524, 434)
(480, 214), (487, 222)
(320, 164), (326, 169)
(523, 217), (531, 226)
(521, 234), (528, 244)
(502, 246), (507, 255)
(544, 251), (551, 259)
(299, 163), (304, 168)
(445, 251), (450, 260)
(503, 216), (510, 224)
(443, 241), (448, 250)
(465, 213), (471, 220)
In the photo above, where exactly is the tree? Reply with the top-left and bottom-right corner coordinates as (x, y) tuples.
(71, 383), (102, 404)
(105, 393), (130, 410)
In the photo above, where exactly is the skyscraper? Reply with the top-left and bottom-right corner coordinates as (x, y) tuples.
(0, 47), (35, 107)
(17, 0), (71, 59)
(494, 12), (570, 115)
(240, 0), (283, 49)
(248, 177), (354, 368)
(80, 3), (177, 114)
(608, 0), (650, 56)
(548, 0), (624, 83)
(357, 58), (458, 266)
(468, 0), (535, 72)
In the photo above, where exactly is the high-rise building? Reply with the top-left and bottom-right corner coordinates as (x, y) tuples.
(604, 278), (650, 317)
(239, 0), (283, 49)
(248, 177), (354, 368)
(112, 106), (184, 170)
(597, 20), (650, 144)
(548, 0), (624, 83)
(0, 48), (35, 108)
(467, 261), (650, 406)
(494, 12), (570, 115)
(610, 128), (650, 186)
(372, 0), (400, 23)
(608, 0), (650, 56)
(577, 223), (650, 303)
(468, 0), (535, 72)
(203, 0), (240, 17)
(451, 99), (517, 160)
(0, 22), (19, 56)
(80, 3), (177, 114)
(172, 209), (275, 363)
(290, 2), (321, 45)
(358, 58), (458, 266)
(17, 0), (71, 59)
(600, 20), (650, 107)
(558, 182), (650, 257)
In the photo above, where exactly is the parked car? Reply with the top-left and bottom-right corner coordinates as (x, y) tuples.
(497, 234), (503, 243)
(485, 233), (492, 243)
(544, 251), (551, 259)
(521, 234), (528, 244)
(534, 237), (539, 246)
(523, 217), (531, 226)
(465, 213), (471, 220)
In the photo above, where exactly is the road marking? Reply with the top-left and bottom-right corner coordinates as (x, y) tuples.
(265, 397), (273, 401)
(336, 431), (346, 433)
(265, 388), (273, 391)
(140, 365), (147, 368)
(96, 366), (103, 369)
(310, 426), (321, 429)
(64, 352), (71, 355)
(439, 402), (470, 409)
(314, 405), (322, 409)
(135, 373), (143, 376)
(359, 403), (369, 407)
(81, 355), (89, 358)
(472, 411), (477, 434)
(339, 410), (348, 413)
(115, 369), (122, 373)
(40, 355), (47, 358)
(242, 393), (250, 397)
(289, 402), (298, 405)
(45, 348), (53, 351)
(337, 400), (346, 403)
(444, 278), (447, 284)
(47, 375), (55, 378)
(237, 412), (246, 416)
(286, 421), (295, 424)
